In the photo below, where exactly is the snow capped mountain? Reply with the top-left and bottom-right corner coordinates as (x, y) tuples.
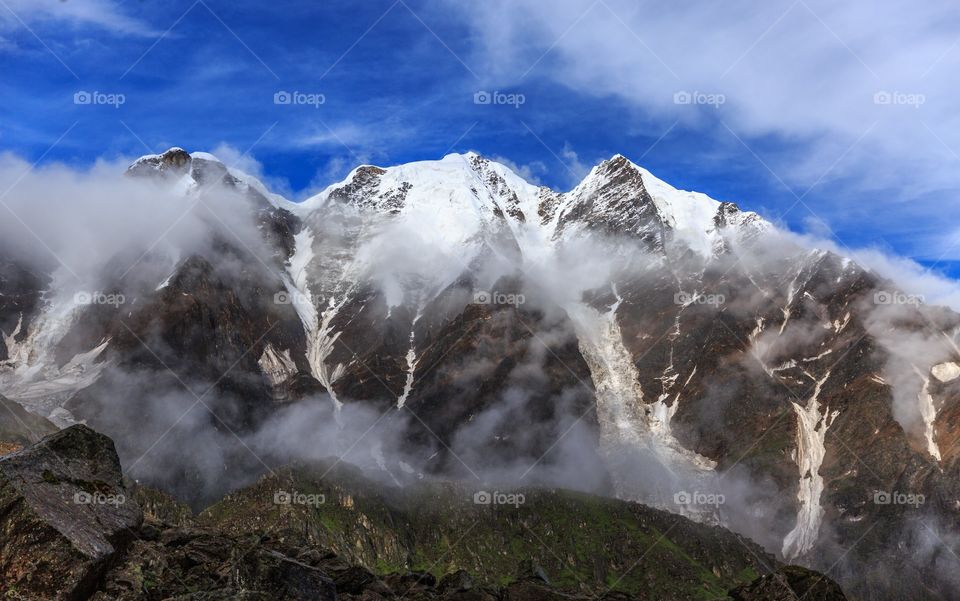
(298, 151), (770, 255)
(288, 150), (773, 305)
(2, 147), (959, 600)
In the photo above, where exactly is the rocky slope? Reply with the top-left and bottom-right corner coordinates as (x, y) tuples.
(0, 148), (956, 598)
(0, 425), (846, 600)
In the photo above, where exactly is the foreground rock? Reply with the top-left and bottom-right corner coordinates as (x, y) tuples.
(93, 523), (337, 601)
(0, 424), (141, 599)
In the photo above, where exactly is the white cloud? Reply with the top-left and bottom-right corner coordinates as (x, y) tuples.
(443, 0), (960, 257)
(296, 123), (382, 151)
(209, 143), (266, 179)
(206, 143), (294, 201)
(801, 214), (835, 240)
(487, 154), (547, 185)
(559, 142), (590, 187)
(851, 247), (960, 310)
(782, 228), (960, 310)
(0, 0), (157, 36)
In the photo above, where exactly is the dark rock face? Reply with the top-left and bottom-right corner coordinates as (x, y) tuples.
(554, 155), (666, 248)
(0, 425), (142, 600)
(328, 165), (391, 210)
(125, 148), (192, 178)
(0, 259), (48, 363)
(403, 297), (604, 480)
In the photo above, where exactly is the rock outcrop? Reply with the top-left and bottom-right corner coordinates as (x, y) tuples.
(0, 425), (141, 599)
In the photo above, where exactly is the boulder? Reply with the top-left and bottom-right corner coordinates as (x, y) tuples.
(0, 424), (142, 600)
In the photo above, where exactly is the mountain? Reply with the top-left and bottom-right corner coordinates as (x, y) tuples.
(0, 147), (958, 599)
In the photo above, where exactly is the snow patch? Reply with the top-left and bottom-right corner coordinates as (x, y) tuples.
(782, 371), (838, 560)
(932, 361), (960, 383)
(566, 287), (718, 522)
(282, 228), (348, 410)
(258, 344), (298, 388)
(0, 275), (111, 420)
(396, 327), (419, 408)
(914, 367), (942, 461)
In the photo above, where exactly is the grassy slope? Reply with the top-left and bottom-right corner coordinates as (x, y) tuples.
(200, 462), (772, 600)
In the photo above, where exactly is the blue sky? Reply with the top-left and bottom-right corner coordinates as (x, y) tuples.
(3, 0), (960, 277)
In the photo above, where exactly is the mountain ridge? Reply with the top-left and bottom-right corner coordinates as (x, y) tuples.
(0, 146), (958, 599)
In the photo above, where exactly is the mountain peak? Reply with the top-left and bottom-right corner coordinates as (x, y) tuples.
(553, 153), (772, 255)
(126, 148), (770, 258)
(127, 147), (191, 176)
(125, 147), (291, 211)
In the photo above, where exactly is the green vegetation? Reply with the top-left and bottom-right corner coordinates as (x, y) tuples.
(198, 463), (773, 600)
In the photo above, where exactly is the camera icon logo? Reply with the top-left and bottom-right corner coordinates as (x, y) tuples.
(74, 91), (92, 105)
(873, 291), (892, 305)
(473, 91), (492, 105)
(473, 490), (492, 505)
(274, 91), (292, 105)
(874, 491), (892, 505)
(473, 290), (491, 304)
(673, 491), (692, 505)
(274, 490), (292, 505)
(673, 91), (692, 105)
(274, 291), (292, 305)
